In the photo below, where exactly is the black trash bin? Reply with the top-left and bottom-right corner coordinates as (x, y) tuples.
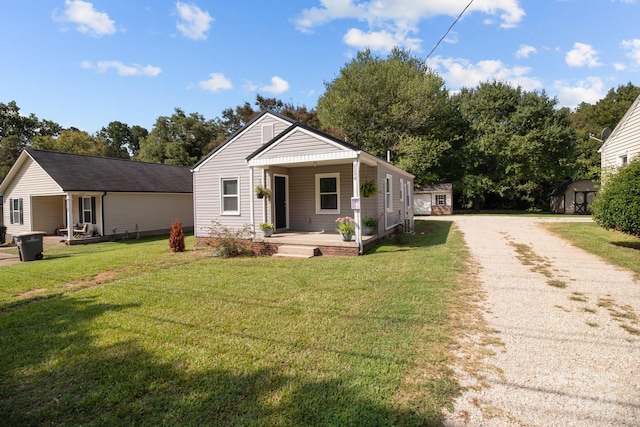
(14, 232), (45, 261)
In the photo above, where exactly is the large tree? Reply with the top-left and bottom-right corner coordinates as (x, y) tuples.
(216, 94), (319, 145)
(137, 108), (220, 166)
(571, 82), (640, 181)
(31, 129), (98, 155)
(0, 101), (61, 176)
(453, 81), (577, 210)
(95, 121), (143, 159)
(316, 48), (454, 187)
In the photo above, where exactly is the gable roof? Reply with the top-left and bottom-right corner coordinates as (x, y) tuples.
(599, 93), (640, 153)
(246, 121), (414, 178)
(2, 149), (192, 193)
(192, 110), (295, 170)
(246, 121), (362, 161)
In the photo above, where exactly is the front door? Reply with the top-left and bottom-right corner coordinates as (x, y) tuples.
(274, 175), (288, 230)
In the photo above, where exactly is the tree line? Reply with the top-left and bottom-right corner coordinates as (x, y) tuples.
(1, 48), (638, 210)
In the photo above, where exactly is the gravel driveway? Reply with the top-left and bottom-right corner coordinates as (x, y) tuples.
(434, 216), (640, 426)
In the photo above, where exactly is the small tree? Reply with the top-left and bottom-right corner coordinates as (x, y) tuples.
(169, 218), (185, 252)
(591, 159), (640, 237)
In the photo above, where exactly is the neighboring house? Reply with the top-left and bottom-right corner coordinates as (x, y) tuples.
(414, 184), (453, 215)
(0, 149), (193, 243)
(550, 179), (598, 214)
(192, 111), (414, 255)
(598, 93), (640, 180)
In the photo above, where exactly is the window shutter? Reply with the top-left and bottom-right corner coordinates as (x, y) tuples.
(19, 198), (23, 225)
(91, 197), (96, 224)
(9, 198), (13, 224)
(78, 198), (83, 224)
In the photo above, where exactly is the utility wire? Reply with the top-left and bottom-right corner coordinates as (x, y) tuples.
(424, 0), (475, 63)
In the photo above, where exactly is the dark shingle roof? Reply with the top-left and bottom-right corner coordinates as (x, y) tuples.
(27, 149), (192, 193)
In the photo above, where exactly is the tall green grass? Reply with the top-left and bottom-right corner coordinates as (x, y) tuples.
(0, 222), (468, 426)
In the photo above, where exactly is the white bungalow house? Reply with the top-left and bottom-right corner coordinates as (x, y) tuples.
(0, 149), (193, 243)
(192, 111), (414, 255)
(598, 93), (640, 180)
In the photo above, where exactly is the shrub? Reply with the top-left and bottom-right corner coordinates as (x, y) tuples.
(206, 221), (254, 258)
(169, 218), (185, 252)
(591, 159), (640, 237)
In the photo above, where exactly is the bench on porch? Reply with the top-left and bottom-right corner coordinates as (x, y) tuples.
(58, 223), (88, 236)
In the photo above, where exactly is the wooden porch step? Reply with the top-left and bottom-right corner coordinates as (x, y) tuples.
(273, 245), (319, 258)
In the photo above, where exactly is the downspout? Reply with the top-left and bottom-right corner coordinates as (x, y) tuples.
(249, 166), (255, 235)
(353, 155), (362, 254)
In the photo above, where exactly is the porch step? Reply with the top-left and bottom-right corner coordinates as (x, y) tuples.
(273, 245), (319, 258)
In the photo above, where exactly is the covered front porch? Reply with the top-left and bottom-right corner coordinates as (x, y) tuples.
(31, 193), (103, 242)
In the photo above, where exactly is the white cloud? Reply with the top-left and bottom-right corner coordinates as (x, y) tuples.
(343, 28), (421, 52)
(614, 62), (626, 71)
(554, 77), (605, 109)
(176, 2), (213, 40)
(81, 60), (161, 77)
(565, 42), (601, 68)
(260, 76), (290, 94)
(294, 0), (524, 51)
(621, 39), (640, 65)
(198, 73), (233, 92)
(516, 44), (537, 59)
(59, 0), (116, 37)
(427, 56), (542, 91)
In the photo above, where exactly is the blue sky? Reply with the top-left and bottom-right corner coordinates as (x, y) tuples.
(1, 0), (638, 133)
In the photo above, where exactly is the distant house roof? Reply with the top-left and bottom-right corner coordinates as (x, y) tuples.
(8, 149), (192, 193)
(550, 180), (572, 197)
(416, 183), (452, 193)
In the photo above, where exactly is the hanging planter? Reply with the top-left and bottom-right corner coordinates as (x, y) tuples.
(360, 179), (378, 198)
(255, 185), (272, 200)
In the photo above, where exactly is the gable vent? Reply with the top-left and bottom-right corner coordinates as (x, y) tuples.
(262, 124), (274, 143)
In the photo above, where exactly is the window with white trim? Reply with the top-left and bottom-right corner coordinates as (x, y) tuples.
(81, 197), (93, 223)
(436, 194), (446, 206)
(385, 174), (392, 212)
(400, 179), (404, 201)
(10, 198), (23, 224)
(316, 173), (340, 214)
(221, 178), (240, 215)
(619, 154), (628, 166)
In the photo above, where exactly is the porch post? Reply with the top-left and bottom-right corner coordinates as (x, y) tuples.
(261, 168), (267, 225)
(66, 193), (74, 242)
(353, 156), (362, 254)
(249, 166), (255, 235)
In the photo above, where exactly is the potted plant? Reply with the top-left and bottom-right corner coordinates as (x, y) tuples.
(362, 214), (380, 236)
(360, 179), (378, 197)
(255, 185), (272, 200)
(335, 216), (355, 241)
(259, 222), (274, 237)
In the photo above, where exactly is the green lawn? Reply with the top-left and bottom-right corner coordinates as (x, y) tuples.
(542, 221), (640, 278)
(0, 221), (470, 426)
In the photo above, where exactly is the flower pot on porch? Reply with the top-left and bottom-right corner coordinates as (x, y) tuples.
(340, 233), (352, 241)
(262, 229), (273, 237)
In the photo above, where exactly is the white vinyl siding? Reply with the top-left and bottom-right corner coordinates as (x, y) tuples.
(192, 114), (293, 237)
(103, 193), (193, 236)
(601, 94), (640, 178)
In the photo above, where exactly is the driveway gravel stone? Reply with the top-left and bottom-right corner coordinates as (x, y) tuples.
(435, 216), (640, 427)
